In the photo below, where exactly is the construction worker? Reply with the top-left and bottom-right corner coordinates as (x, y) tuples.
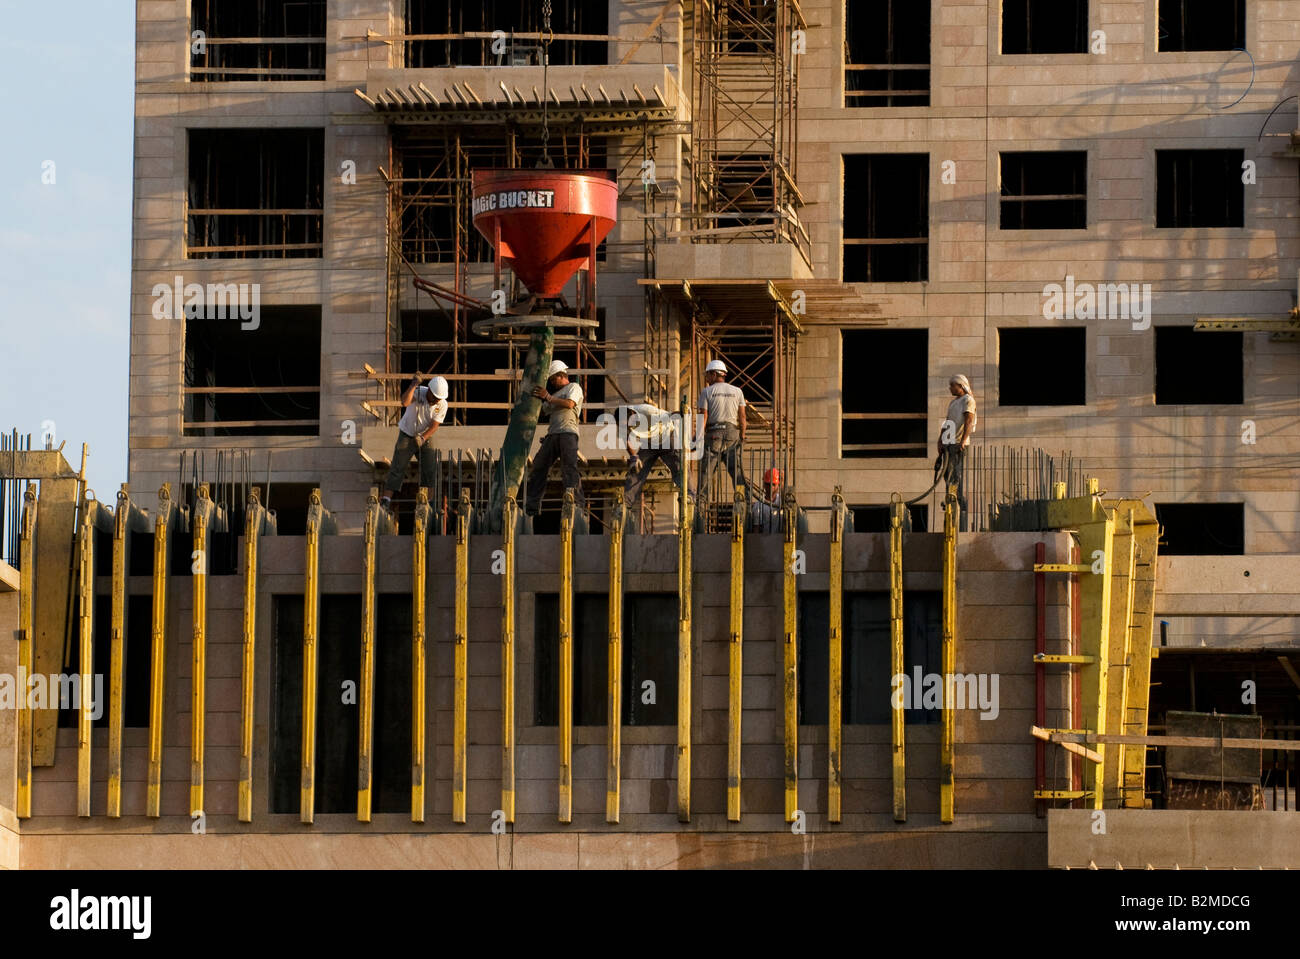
(695, 359), (747, 503)
(749, 467), (783, 533)
(620, 402), (682, 513)
(938, 374), (977, 531)
(526, 359), (584, 516)
(380, 373), (449, 510)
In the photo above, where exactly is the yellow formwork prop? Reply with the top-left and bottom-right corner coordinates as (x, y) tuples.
(727, 484), (745, 823)
(357, 489), (381, 823)
(499, 494), (516, 824)
(558, 490), (575, 823)
(889, 497), (906, 822)
(238, 489), (265, 823)
(16, 485), (36, 819)
(1121, 506), (1160, 807)
(783, 493), (799, 822)
(106, 486), (130, 818)
(412, 488), (430, 824)
(147, 484), (172, 818)
(677, 459), (693, 823)
(76, 498), (96, 818)
(190, 486), (215, 819)
(606, 492), (625, 824)
(940, 489), (958, 824)
(453, 488), (471, 824)
(301, 489), (325, 824)
(828, 490), (845, 824)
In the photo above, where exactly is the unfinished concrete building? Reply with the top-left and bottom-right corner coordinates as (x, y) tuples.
(2, 0), (1299, 869)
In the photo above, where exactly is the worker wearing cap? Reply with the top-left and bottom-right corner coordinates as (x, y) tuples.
(695, 359), (747, 503)
(380, 373), (449, 510)
(937, 374), (977, 531)
(526, 359), (585, 515)
(620, 402), (682, 512)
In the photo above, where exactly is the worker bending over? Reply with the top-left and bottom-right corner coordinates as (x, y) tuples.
(620, 402), (682, 513)
(526, 360), (585, 516)
(937, 374), (977, 531)
(695, 359), (747, 503)
(380, 374), (449, 511)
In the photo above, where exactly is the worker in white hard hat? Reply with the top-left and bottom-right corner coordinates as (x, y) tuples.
(695, 358), (748, 504)
(619, 401), (682, 514)
(525, 359), (585, 516)
(937, 374), (977, 531)
(380, 373), (449, 510)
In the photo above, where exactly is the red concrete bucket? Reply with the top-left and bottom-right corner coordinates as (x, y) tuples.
(471, 169), (618, 298)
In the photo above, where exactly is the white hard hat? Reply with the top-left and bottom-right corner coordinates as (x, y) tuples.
(428, 375), (449, 400)
(547, 360), (569, 378)
(705, 359), (727, 374)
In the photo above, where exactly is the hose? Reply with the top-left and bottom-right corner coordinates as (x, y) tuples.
(907, 446), (953, 506)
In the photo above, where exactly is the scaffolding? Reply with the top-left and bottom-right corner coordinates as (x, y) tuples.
(689, 0), (809, 262)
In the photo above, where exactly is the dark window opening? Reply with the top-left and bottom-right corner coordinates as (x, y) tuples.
(59, 596), (153, 729)
(851, 504), (928, 533)
(1154, 327), (1243, 404)
(187, 129), (323, 259)
(1158, 0), (1245, 52)
(1156, 150), (1244, 229)
(1002, 0), (1088, 54)
(271, 594), (413, 814)
(999, 328), (1087, 406)
(406, 0), (608, 67)
(845, 0), (930, 107)
(396, 132), (606, 264)
(184, 306), (321, 436)
(798, 592), (942, 725)
(1000, 152), (1087, 229)
(843, 154), (929, 282)
(190, 0), (326, 81)
(841, 330), (928, 458)
(1154, 503), (1245, 556)
(534, 593), (678, 726)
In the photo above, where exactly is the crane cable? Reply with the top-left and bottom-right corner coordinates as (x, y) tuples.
(538, 0), (554, 168)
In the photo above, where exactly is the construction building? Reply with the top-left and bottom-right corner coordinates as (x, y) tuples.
(1, 0), (1299, 869)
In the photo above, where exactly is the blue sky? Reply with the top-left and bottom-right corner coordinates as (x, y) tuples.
(0, 2), (133, 498)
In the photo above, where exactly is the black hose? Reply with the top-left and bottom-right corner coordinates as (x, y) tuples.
(907, 447), (952, 506)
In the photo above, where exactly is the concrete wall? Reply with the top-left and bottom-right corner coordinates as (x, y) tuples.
(790, 0), (1300, 564)
(1049, 808), (1300, 868)
(16, 530), (1071, 868)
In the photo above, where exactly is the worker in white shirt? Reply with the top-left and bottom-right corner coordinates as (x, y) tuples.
(695, 359), (748, 503)
(380, 373), (449, 511)
(620, 402), (682, 512)
(526, 360), (585, 515)
(937, 374), (977, 531)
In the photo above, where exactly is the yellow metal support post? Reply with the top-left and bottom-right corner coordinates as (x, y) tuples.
(1102, 507), (1136, 806)
(16, 486), (37, 819)
(783, 493), (799, 822)
(238, 489), (264, 823)
(107, 485), (130, 818)
(358, 489), (381, 822)
(190, 485), (214, 819)
(76, 498), (96, 818)
(412, 488), (430, 824)
(677, 435), (693, 823)
(889, 497), (906, 822)
(728, 483), (745, 822)
(606, 492), (625, 823)
(453, 487), (471, 823)
(558, 490), (575, 823)
(147, 484), (172, 818)
(828, 490), (845, 824)
(940, 488), (958, 823)
(301, 488), (325, 823)
(1122, 506), (1160, 807)
(499, 494), (516, 824)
